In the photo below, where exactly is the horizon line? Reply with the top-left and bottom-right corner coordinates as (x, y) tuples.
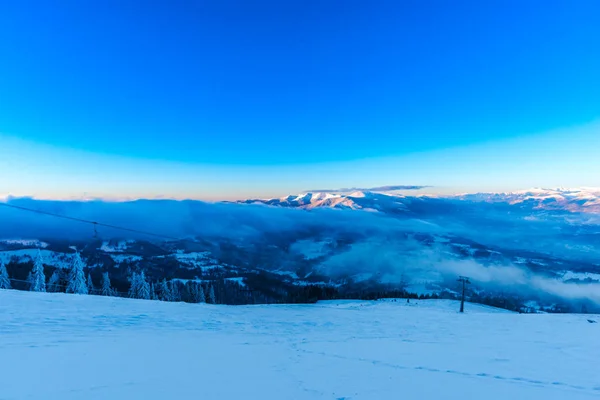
(3, 186), (599, 203)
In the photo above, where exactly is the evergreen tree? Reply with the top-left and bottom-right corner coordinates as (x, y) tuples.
(157, 279), (172, 301)
(128, 271), (151, 300)
(0, 260), (11, 289)
(208, 284), (216, 304)
(150, 282), (157, 300)
(67, 252), (88, 294)
(101, 271), (113, 296)
(169, 280), (181, 302)
(185, 282), (196, 303)
(198, 284), (206, 303)
(137, 271), (151, 300)
(26, 271), (33, 289)
(30, 250), (46, 292)
(86, 273), (95, 294)
(128, 272), (139, 298)
(185, 282), (206, 303)
(47, 269), (61, 292)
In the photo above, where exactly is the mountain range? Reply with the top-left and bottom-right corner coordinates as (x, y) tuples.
(1, 188), (599, 312)
(239, 187), (600, 214)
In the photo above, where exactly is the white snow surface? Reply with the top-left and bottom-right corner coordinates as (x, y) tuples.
(99, 240), (134, 253)
(155, 251), (222, 270)
(0, 290), (599, 400)
(0, 249), (72, 268)
(110, 254), (143, 263)
(225, 277), (247, 287)
(561, 270), (600, 282)
(0, 239), (49, 248)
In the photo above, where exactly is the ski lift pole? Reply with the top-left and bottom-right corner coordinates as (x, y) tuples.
(457, 276), (470, 313)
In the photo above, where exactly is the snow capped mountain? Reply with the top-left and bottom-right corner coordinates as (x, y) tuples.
(287, 192), (361, 209)
(241, 188), (600, 214)
(456, 188), (600, 213)
(242, 192), (355, 209)
(240, 191), (409, 212)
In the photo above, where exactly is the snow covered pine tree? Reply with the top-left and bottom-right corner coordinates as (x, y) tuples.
(87, 273), (95, 294)
(101, 272), (113, 296)
(30, 250), (46, 292)
(137, 271), (151, 299)
(169, 280), (181, 302)
(67, 252), (88, 295)
(157, 279), (172, 301)
(208, 284), (216, 304)
(0, 260), (11, 289)
(185, 282), (206, 303)
(47, 269), (61, 292)
(26, 271), (33, 289)
(128, 272), (139, 298)
(128, 271), (151, 300)
(198, 284), (206, 303)
(150, 282), (158, 300)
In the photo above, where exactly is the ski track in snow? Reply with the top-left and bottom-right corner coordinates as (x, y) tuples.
(0, 292), (598, 399)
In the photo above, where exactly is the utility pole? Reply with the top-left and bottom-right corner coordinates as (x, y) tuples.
(457, 276), (470, 313)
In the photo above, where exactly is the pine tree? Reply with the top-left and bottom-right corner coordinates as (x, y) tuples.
(67, 252), (88, 294)
(169, 280), (181, 302)
(150, 282), (157, 300)
(137, 271), (150, 300)
(128, 272), (139, 298)
(47, 269), (61, 292)
(0, 260), (11, 289)
(185, 282), (196, 303)
(101, 271), (113, 296)
(26, 271), (33, 289)
(185, 282), (206, 303)
(30, 250), (46, 292)
(158, 279), (172, 301)
(198, 284), (206, 303)
(128, 271), (151, 300)
(208, 284), (216, 304)
(86, 273), (95, 294)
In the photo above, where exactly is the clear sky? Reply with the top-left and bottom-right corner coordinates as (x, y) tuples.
(1, 0), (599, 200)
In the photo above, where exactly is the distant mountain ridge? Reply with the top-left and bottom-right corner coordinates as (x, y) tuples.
(239, 188), (600, 214)
(455, 188), (600, 213)
(239, 191), (411, 213)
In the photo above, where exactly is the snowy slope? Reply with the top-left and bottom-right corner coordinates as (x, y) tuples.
(239, 191), (412, 212)
(0, 290), (599, 400)
(243, 192), (364, 210)
(0, 249), (73, 268)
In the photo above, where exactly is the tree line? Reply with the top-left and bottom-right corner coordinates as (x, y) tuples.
(0, 251), (220, 304)
(3, 251), (585, 313)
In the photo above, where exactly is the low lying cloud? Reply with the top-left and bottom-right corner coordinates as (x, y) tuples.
(0, 197), (441, 241)
(316, 239), (600, 305)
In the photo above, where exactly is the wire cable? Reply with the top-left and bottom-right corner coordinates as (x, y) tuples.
(0, 202), (188, 242)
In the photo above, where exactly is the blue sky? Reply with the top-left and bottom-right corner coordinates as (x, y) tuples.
(1, 1), (599, 200)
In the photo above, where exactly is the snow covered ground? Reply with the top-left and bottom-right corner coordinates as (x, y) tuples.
(0, 249), (73, 269)
(0, 291), (598, 400)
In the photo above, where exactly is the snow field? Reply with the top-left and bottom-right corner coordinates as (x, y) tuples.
(0, 291), (598, 399)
